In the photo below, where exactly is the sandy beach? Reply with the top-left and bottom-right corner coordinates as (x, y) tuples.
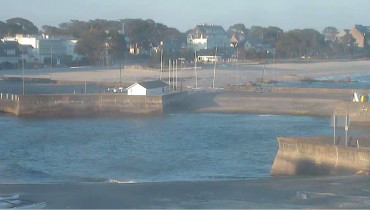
(3, 60), (370, 88)
(1, 176), (369, 208)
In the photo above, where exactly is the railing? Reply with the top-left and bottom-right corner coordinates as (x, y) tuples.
(0, 93), (20, 101)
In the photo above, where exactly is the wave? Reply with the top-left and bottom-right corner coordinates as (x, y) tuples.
(258, 114), (277, 117)
(107, 179), (137, 184)
(0, 163), (52, 181)
(0, 163), (140, 184)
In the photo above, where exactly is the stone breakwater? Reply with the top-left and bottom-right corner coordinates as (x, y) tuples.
(0, 92), (187, 117)
(271, 136), (370, 175)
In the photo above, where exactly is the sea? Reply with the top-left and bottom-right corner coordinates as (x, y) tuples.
(0, 68), (369, 185)
(0, 114), (332, 184)
(1, 113), (370, 184)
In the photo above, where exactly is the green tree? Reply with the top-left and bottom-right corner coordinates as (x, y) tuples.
(264, 26), (283, 45)
(106, 30), (127, 64)
(6, 18), (38, 35)
(75, 29), (107, 66)
(121, 19), (181, 49)
(0, 21), (7, 38)
(227, 23), (249, 37)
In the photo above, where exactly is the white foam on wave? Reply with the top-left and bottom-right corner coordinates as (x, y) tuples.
(107, 179), (137, 184)
(258, 114), (277, 117)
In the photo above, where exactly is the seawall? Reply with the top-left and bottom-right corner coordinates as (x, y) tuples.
(271, 136), (370, 175)
(0, 92), (187, 117)
(0, 97), (19, 114)
(228, 86), (368, 95)
(334, 101), (370, 126)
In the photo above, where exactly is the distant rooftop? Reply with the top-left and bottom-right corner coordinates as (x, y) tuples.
(137, 80), (167, 89)
(195, 24), (226, 35)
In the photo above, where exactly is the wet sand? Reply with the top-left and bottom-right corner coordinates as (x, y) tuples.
(1, 176), (369, 208)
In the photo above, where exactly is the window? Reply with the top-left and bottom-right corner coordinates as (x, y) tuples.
(6, 49), (15, 55)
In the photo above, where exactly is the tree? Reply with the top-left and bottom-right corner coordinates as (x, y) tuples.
(322, 26), (338, 42)
(0, 21), (7, 38)
(106, 30), (127, 64)
(227, 23), (249, 37)
(121, 19), (181, 49)
(275, 29), (328, 58)
(264, 26), (283, 45)
(248, 26), (265, 40)
(6, 18), (38, 35)
(75, 29), (107, 66)
(42, 25), (66, 37)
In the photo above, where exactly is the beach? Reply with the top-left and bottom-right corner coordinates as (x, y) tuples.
(3, 60), (370, 87)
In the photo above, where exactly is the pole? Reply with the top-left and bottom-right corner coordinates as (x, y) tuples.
(333, 115), (336, 145)
(120, 64), (122, 86)
(180, 58), (183, 92)
(168, 59), (171, 88)
(50, 46), (53, 70)
(160, 49), (163, 80)
(105, 43), (108, 69)
(272, 48), (275, 84)
(172, 59), (175, 90)
(22, 51), (24, 95)
(175, 59), (178, 90)
(84, 81), (87, 94)
(236, 47), (239, 84)
(195, 51), (198, 88)
(345, 115), (348, 147)
(213, 47), (218, 89)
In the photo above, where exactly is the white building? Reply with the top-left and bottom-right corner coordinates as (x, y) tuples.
(127, 80), (168, 96)
(187, 24), (229, 50)
(1, 34), (38, 48)
(1, 34), (81, 64)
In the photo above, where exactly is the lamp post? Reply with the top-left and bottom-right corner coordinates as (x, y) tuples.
(22, 51), (25, 95)
(272, 48), (276, 84)
(194, 51), (198, 88)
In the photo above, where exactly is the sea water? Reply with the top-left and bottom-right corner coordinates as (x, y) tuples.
(2, 113), (360, 184)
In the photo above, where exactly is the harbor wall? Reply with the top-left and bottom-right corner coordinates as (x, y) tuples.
(0, 98), (19, 115)
(271, 136), (370, 175)
(17, 94), (164, 116)
(0, 92), (186, 117)
(334, 102), (370, 126)
(228, 86), (368, 95)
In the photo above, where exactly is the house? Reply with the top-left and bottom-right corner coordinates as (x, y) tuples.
(0, 41), (21, 64)
(2, 34), (82, 65)
(187, 24), (230, 50)
(127, 80), (168, 96)
(350, 25), (370, 48)
(230, 33), (245, 47)
(336, 29), (354, 46)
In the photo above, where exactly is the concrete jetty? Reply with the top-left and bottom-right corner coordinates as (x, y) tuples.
(0, 92), (186, 117)
(271, 136), (370, 175)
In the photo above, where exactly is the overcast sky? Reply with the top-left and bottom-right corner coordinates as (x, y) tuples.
(1, 0), (369, 32)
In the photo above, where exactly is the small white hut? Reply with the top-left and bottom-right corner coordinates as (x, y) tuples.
(126, 80), (168, 96)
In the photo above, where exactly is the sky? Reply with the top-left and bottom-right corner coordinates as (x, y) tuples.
(1, 0), (369, 32)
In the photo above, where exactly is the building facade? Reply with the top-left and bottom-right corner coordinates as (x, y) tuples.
(1, 34), (81, 65)
(187, 24), (229, 50)
(127, 80), (168, 96)
(350, 25), (370, 48)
